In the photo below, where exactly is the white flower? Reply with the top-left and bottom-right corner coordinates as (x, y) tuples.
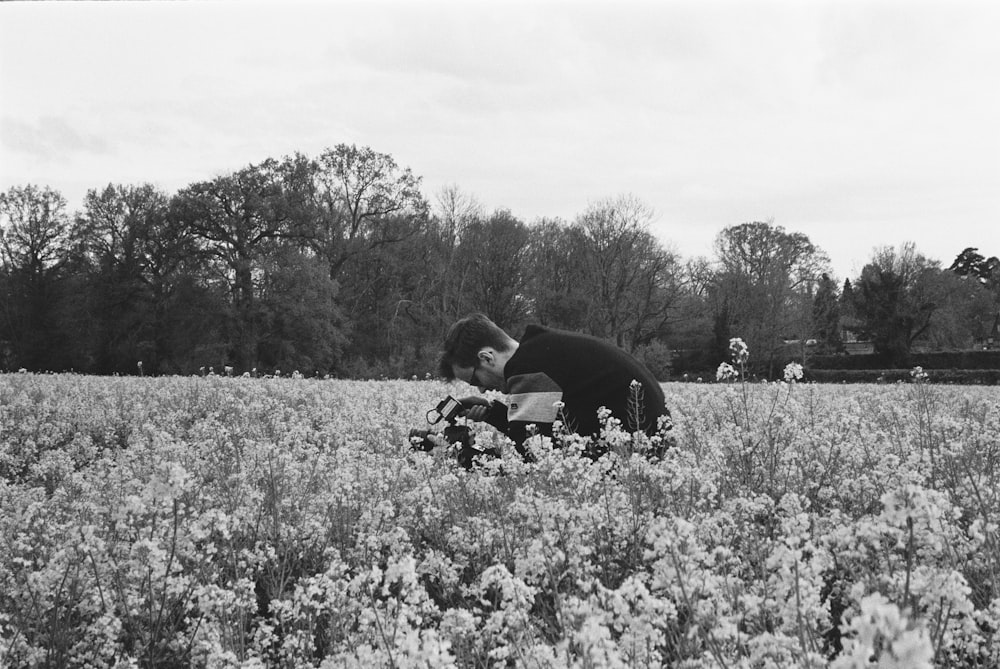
(833, 593), (933, 669)
(729, 337), (750, 364)
(716, 362), (737, 381)
(783, 362), (803, 383)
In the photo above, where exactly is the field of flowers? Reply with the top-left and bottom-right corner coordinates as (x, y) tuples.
(1, 366), (999, 667)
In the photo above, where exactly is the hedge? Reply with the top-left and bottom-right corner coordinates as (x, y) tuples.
(803, 368), (1000, 385)
(808, 350), (1000, 371)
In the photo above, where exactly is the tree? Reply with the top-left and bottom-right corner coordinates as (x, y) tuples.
(294, 144), (432, 364)
(847, 243), (940, 365)
(332, 230), (437, 374)
(657, 257), (716, 374)
(423, 184), (484, 327)
(947, 246), (1000, 349)
(344, 186), (484, 374)
(454, 209), (531, 330)
(0, 185), (73, 369)
(173, 159), (298, 371)
(949, 247), (1000, 290)
(308, 144), (430, 281)
(523, 218), (591, 332)
(257, 246), (345, 374)
(919, 269), (996, 350)
(811, 273), (842, 353)
(574, 195), (680, 350)
(711, 220), (828, 374)
(435, 183), (482, 246)
(0, 185), (71, 276)
(72, 183), (191, 373)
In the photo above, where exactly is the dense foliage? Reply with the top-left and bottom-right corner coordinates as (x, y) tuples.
(2, 147), (996, 378)
(2, 369), (998, 667)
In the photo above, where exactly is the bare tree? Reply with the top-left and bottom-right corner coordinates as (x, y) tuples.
(309, 144), (429, 281)
(455, 209), (531, 330)
(524, 218), (591, 331)
(575, 194), (681, 350)
(427, 184), (483, 324)
(0, 185), (70, 278)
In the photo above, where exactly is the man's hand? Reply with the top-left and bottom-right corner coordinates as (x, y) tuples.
(457, 396), (491, 422)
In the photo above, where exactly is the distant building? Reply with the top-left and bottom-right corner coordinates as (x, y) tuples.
(974, 311), (1000, 350)
(837, 316), (873, 354)
(843, 341), (874, 355)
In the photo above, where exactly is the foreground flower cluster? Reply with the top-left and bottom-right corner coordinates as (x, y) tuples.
(1, 372), (999, 667)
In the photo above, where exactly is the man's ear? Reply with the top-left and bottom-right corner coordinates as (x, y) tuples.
(477, 348), (494, 365)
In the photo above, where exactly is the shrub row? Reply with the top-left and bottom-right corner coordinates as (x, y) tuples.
(808, 350), (1000, 370)
(804, 368), (1000, 384)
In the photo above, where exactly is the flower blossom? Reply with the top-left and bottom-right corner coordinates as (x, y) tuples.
(729, 337), (750, 364)
(783, 362), (803, 383)
(716, 362), (737, 382)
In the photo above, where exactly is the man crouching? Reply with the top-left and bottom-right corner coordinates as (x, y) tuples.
(436, 313), (671, 460)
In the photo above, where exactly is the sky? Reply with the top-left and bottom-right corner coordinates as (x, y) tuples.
(1, 0), (998, 281)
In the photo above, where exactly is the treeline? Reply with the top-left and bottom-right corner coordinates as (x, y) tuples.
(1, 144), (997, 378)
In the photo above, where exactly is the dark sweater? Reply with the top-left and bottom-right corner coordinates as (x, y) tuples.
(484, 325), (667, 451)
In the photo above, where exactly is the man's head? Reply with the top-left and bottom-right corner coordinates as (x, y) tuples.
(437, 313), (518, 391)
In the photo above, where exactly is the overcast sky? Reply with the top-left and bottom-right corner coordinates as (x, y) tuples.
(2, 0), (998, 281)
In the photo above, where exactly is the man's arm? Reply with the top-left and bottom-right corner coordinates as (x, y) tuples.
(499, 372), (565, 455)
(460, 372), (564, 456)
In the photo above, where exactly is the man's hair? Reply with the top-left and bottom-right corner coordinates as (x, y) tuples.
(437, 313), (514, 379)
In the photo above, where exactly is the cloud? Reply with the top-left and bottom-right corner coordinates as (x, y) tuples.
(1, 116), (113, 161)
(2, 0), (998, 279)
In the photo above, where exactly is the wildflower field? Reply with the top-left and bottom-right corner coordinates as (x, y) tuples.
(1, 372), (999, 668)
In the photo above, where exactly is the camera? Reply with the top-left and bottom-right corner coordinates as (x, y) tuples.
(427, 395), (465, 425)
(409, 396), (466, 452)
(409, 395), (499, 469)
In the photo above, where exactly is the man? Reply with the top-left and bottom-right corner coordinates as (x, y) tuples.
(437, 313), (669, 458)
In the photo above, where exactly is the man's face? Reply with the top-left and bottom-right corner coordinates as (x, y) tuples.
(452, 348), (507, 392)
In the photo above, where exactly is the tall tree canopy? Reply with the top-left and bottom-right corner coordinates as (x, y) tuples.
(0, 185), (73, 369)
(574, 195), (680, 350)
(711, 220), (828, 373)
(455, 209), (531, 330)
(72, 183), (184, 373)
(811, 273), (842, 354)
(949, 247), (999, 289)
(5, 145), (997, 378)
(847, 243), (941, 365)
(173, 158), (300, 371)
(308, 144), (430, 281)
